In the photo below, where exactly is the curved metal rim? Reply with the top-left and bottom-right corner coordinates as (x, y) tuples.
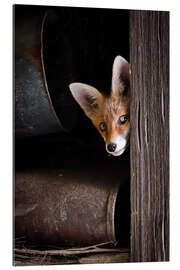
(40, 10), (67, 132)
(106, 183), (121, 244)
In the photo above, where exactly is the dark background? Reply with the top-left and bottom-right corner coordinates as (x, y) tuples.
(15, 5), (130, 246)
(15, 5), (130, 170)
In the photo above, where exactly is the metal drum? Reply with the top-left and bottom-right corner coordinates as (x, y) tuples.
(15, 169), (129, 247)
(15, 6), (79, 137)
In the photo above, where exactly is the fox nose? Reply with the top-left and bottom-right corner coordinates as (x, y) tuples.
(107, 143), (117, 152)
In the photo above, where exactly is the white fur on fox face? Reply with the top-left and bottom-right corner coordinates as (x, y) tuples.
(106, 129), (129, 156)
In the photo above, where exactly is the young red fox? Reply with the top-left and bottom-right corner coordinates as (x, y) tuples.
(69, 56), (130, 156)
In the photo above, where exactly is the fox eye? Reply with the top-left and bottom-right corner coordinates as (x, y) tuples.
(99, 122), (106, 132)
(118, 115), (128, 125)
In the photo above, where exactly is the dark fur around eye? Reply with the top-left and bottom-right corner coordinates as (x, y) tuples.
(118, 115), (128, 124)
(99, 122), (106, 132)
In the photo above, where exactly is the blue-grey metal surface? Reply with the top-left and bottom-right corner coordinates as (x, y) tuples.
(15, 9), (65, 137)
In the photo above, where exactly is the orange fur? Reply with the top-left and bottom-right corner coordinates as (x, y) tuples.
(90, 92), (130, 145)
(69, 55), (130, 156)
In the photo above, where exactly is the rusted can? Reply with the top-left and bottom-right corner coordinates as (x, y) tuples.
(15, 6), (79, 138)
(15, 169), (129, 247)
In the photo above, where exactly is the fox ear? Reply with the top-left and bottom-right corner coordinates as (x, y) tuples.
(69, 83), (103, 117)
(112, 55), (130, 95)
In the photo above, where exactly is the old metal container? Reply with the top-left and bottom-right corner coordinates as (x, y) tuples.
(15, 6), (79, 137)
(15, 169), (129, 247)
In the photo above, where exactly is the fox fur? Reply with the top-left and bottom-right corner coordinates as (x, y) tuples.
(69, 55), (130, 156)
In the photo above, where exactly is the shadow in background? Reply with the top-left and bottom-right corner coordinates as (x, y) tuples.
(15, 4), (130, 252)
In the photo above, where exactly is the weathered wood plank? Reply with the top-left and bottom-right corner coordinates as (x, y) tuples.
(78, 252), (130, 264)
(14, 249), (130, 266)
(130, 10), (169, 262)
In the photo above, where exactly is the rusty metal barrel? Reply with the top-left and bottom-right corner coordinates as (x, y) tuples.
(15, 6), (79, 137)
(15, 169), (129, 247)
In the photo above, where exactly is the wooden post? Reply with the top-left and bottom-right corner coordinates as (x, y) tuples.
(130, 11), (169, 262)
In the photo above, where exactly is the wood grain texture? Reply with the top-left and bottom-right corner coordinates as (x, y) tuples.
(130, 11), (169, 262)
(14, 248), (130, 266)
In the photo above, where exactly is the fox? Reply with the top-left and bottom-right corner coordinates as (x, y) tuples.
(69, 55), (130, 156)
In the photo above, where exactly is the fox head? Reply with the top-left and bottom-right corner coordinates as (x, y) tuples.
(69, 56), (130, 156)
